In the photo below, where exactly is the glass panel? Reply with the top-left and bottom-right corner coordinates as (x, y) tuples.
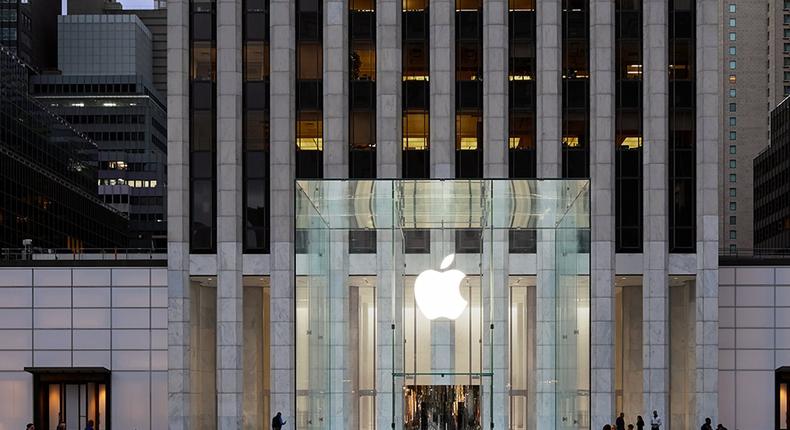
(510, 276), (536, 430)
(190, 277), (217, 430)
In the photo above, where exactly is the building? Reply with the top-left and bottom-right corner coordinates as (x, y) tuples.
(107, 8), (167, 97)
(0, 0), (58, 71)
(31, 14), (167, 248)
(164, 0), (724, 429)
(0, 46), (127, 250)
(754, 96), (790, 252)
(719, 0), (790, 252)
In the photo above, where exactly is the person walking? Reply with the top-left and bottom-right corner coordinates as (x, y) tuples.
(650, 411), (662, 430)
(616, 412), (626, 430)
(272, 412), (286, 430)
(701, 417), (713, 430)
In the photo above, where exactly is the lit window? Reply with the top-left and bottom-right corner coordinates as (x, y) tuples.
(729, 75), (736, 84)
(729, 230), (736, 239)
(729, 32), (736, 41)
(729, 131), (736, 140)
(729, 117), (736, 126)
(729, 188), (736, 197)
(729, 145), (736, 154)
(729, 46), (736, 55)
(729, 60), (736, 69)
(729, 174), (736, 182)
(729, 18), (736, 27)
(729, 159), (736, 168)
(729, 4), (735, 12)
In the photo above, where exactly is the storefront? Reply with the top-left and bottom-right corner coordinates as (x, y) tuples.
(294, 179), (591, 429)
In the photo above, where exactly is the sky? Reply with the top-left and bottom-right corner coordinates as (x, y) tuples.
(61, 0), (156, 12)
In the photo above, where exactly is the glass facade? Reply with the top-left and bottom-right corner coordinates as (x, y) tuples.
(295, 179), (590, 429)
(508, 0), (536, 180)
(296, 0), (323, 178)
(189, 0), (217, 252)
(455, 0), (483, 178)
(0, 47), (127, 250)
(668, 0), (696, 252)
(561, 0), (590, 179)
(243, 0), (270, 252)
(402, 0), (430, 179)
(615, 0), (643, 252)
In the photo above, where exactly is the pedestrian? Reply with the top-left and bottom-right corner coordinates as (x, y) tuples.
(701, 417), (712, 430)
(650, 411), (662, 430)
(603, 425), (612, 430)
(637, 415), (645, 430)
(85, 419), (95, 430)
(628, 425), (634, 430)
(272, 411), (286, 430)
(56, 422), (65, 430)
(716, 424), (728, 430)
(616, 412), (626, 430)
(26, 424), (34, 430)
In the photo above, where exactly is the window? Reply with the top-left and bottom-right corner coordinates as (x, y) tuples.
(729, 174), (736, 182)
(728, 18), (735, 27)
(729, 131), (736, 140)
(786, 1), (790, 9)
(729, 159), (736, 168)
(729, 32), (736, 41)
(729, 216), (736, 225)
(728, 4), (735, 12)
(729, 202), (736, 211)
(729, 74), (736, 84)
(786, 86), (790, 96)
(561, 0), (591, 179)
(729, 188), (736, 197)
(729, 145), (736, 154)
(785, 57), (790, 67)
(729, 88), (736, 97)
(785, 43), (790, 53)
(455, 0), (483, 179)
(728, 46), (736, 55)
(509, 0), (537, 179)
(349, 0), (377, 179)
(729, 103), (736, 112)
(296, 0), (323, 179)
(785, 14), (790, 24)
(729, 230), (736, 240)
(785, 28), (790, 38)
(729, 60), (736, 69)
(729, 117), (736, 126)
(402, 0), (430, 178)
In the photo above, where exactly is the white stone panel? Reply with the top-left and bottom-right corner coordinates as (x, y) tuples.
(73, 308), (111, 329)
(0, 372), (32, 430)
(112, 309), (150, 329)
(34, 288), (71, 308)
(734, 371), (774, 430)
(34, 350), (71, 366)
(735, 286), (774, 307)
(112, 287), (151, 307)
(0, 288), (32, 308)
(112, 372), (151, 430)
(0, 269), (32, 287)
(735, 350), (774, 370)
(73, 287), (111, 308)
(734, 329), (773, 349)
(0, 351), (31, 370)
(735, 307), (774, 328)
(33, 329), (72, 350)
(113, 329), (151, 349)
(735, 268), (775, 285)
(33, 308), (71, 329)
(0, 330), (32, 349)
(73, 350), (111, 367)
(112, 350), (150, 370)
(73, 329), (110, 350)
(72, 269), (111, 286)
(33, 269), (72, 286)
(111, 268), (151, 286)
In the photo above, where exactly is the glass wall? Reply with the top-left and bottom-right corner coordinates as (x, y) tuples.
(402, 0), (430, 178)
(295, 179), (590, 429)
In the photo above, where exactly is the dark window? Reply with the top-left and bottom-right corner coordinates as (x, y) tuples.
(402, 1), (430, 178)
(404, 229), (430, 253)
(561, 0), (590, 179)
(349, 3), (376, 179)
(509, 0), (536, 179)
(296, 1), (323, 178)
(455, 0), (483, 179)
(349, 230), (376, 253)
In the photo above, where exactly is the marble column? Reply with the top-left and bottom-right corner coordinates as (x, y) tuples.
(376, 0), (402, 179)
(536, 0), (562, 177)
(166, 0), (192, 427)
(268, 0), (296, 423)
(429, 0), (455, 178)
(695, 0), (720, 424)
(642, 0), (669, 420)
(216, 0), (244, 427)
(590, 0), (616, 428)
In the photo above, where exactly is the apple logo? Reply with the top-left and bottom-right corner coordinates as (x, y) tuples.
(414, 254), (468, 320)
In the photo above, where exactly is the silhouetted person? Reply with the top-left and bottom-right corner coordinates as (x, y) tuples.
(701, 417), (713, 430)
(616, 413), (626, 430)
(272, 412), (286, 430)
(85, 419), (95, 430)
(603, 425), (612, 430)
(637, 415), (645, 430)
(628, 425), (635, 430)
(26, 424), (34, 430)
(650, 411), (662, 430)
(420, 401), (428, 430)
(716, 424), (728, 430)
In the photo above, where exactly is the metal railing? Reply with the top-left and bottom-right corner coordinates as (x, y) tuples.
(1, 247), (167, 262)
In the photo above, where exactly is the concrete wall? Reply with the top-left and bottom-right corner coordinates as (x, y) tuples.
(0, 266), (167, 430)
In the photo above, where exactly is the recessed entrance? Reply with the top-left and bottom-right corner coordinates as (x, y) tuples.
(404, 385), (481, 430)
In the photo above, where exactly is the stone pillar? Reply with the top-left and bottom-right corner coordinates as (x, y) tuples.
(216, 0), (244, 427)
(695, 0), (720, 424)
(324, 0), (348, 177)
(376, 0), (402, 179)
(483, 0), (508, 178)
(269, 0), (296, 423)
(429, 0), (454, 178)
(536, 0), (562, 177)
(590, 0), (616, 428)
(166, 0), (191, 427)
(642, 0), (669, 420)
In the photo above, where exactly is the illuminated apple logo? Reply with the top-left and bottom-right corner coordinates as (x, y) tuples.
(414, 254), (467, 320)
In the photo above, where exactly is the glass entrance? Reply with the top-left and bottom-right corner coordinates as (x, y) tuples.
(27, 367), (111, 430)
(404, 385), (481, 430)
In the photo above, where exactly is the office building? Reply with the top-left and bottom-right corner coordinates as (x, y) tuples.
(0, 0), (58, 70)
(0, 47), (127, 250)
(164, 0), (722, 429)
(107, 8), (168, 97)
(754, 95), (790, 251)
(719, 0), (790, 252)
(32, 14), (167, 248)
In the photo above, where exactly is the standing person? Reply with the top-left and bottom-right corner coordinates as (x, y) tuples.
(716, 424), (728, 430)
(272, 412), (286, 430)
(616, 413), (626, 430)
(650, 411), (662, 430)
(628, 425), (634, 430)
(701, 417), (713, 430)
(636, 415), (645, 430)
(603, 425), (612, 430)
(85, 419), (95, 430)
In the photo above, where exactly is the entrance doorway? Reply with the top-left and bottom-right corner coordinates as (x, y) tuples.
(403, 385), (481, 430)
(26, 367), (111, 430)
